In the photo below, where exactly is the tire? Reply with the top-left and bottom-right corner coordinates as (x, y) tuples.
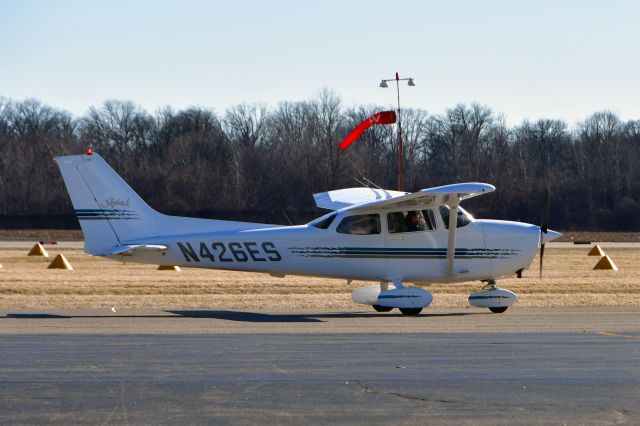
(399, 307), (423, 316)
(372, 305), (393, 312)
(489, 306), (508, 313)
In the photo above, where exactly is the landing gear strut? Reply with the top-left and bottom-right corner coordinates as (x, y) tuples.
(483, 280), (510, 313)
(483, 279), (497, 291)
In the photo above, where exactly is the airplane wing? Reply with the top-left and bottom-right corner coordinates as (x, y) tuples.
(97, 244), (168, 256)
(313, 187), (407, 211)
(342, 182), (495, 212)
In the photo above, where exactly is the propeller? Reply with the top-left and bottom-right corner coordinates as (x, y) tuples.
(539, 186), (550, 279)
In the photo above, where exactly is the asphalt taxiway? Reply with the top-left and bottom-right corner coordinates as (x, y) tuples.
(1, 308), (639, 425)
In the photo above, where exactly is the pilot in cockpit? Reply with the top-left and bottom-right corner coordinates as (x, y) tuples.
(405, 211), (426, 232)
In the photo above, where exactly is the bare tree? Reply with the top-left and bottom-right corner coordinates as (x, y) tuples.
(0, 96), (639, 231)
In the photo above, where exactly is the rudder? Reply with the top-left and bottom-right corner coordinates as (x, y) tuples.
(54, 153), (160, 255)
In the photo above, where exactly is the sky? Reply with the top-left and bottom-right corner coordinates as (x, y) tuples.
(1, 0), (639, 125)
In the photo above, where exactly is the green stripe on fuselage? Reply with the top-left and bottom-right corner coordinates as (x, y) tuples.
(289, 246), (519, 259)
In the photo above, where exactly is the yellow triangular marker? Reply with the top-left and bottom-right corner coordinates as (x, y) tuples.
(593, 255), (618, 271)
(47, 254), (73, 270)
(28, 243), (49, 257)
(588, 245), (605, 256)
(158, 265), (181, 271)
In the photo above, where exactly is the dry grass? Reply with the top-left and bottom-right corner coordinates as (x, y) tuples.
(0, 247), (638, 309)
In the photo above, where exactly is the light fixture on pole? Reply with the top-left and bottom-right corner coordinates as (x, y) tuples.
(380, 72), (415, 191)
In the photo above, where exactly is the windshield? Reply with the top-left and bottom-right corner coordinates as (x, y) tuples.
(439, 205), (473, 229)
(309, 212), (337, 229)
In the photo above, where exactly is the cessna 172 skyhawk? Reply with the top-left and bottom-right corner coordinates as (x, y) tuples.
(55, 151), (561, 315)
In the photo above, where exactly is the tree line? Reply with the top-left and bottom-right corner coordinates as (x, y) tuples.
(1, 90), (639, 231)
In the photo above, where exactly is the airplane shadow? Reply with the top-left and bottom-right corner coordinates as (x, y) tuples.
(167, 310), (324, 322)
(1, 311), (326, 323)
(1, 310), (486, 323)
(2, 313), (170, 319)
(314, 312), (481, 319)
(4, 313), (73, 319)
(166, 310), (483, 322)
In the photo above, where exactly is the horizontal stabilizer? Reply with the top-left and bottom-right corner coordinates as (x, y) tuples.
(98, 244), (168, 256)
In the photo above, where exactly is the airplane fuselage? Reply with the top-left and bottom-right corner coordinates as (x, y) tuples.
(111, 211), (542, 284)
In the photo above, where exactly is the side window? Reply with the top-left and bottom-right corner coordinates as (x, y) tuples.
(387, 210), (436, 233)
(423, 210), (437, 230)
(336, 214), (381, 235)
(439, 206), (472, 229)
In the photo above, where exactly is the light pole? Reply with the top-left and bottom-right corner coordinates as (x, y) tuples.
(380, 72), (415, 191)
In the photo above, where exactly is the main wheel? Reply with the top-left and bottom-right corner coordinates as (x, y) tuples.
(372, 305), (393, 312)
(489, 306), (508, 313)
(399, 307), (423, 316)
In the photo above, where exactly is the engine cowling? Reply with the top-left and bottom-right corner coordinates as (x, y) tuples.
(352, 285), (433, 309)
(468, 288), (517, 309)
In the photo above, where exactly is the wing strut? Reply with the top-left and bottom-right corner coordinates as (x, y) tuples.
(446, 198), (459, 279)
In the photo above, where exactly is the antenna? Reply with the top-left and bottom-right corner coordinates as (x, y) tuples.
(353, 177), (369, 188)
(282, 210), (294, 226)
(361, 176), (383, 190)
(345, 150), (383, 190)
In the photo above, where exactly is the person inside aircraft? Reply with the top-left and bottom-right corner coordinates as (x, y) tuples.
(405, 210), (426, 232)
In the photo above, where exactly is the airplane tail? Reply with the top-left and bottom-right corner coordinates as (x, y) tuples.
(54, 153), (161, 255)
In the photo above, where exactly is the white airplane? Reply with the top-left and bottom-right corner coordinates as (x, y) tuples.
(54, 151), (561, 315)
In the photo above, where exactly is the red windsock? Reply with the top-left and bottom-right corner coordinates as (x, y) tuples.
(339, 110), (396, 151)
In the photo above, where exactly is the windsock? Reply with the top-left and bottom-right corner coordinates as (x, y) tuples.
(339, 111), (396, 151)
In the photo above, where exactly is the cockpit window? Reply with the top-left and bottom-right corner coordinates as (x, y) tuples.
(336, 214), (381, 235)
(310, 213), (337, 229)
(439, 205), (473, 229)
(387, 210), (436, 233)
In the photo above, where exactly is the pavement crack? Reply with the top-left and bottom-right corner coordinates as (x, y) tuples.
(357, 382), (455, 404)
(595, 331), (640, 341)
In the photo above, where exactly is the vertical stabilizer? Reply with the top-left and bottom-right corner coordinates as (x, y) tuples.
(54, 153), (160, 255)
